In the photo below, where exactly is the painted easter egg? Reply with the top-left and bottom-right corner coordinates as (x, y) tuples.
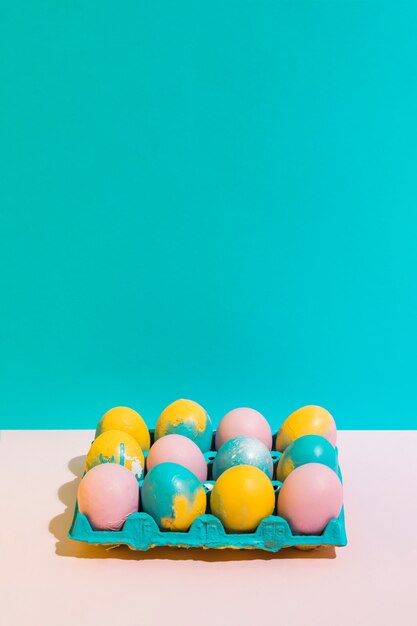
(141, 462), (207, 531)
(276, 434), (338, 482)
(95, 406), (150, 451)
(155, 399), (213, 452)
(210, 465), (275, 532)
(275, 405), (337, 452)
(215, 407), (272, 450)
(77, 463), (139, 530)
(85, 429), (145, 480)
(146, 434), (208, 482)
(277, 463), (343, 535)
(212, 436), (273, 480)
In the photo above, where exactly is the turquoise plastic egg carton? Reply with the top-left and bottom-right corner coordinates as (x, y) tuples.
(69, 434), (347, 553)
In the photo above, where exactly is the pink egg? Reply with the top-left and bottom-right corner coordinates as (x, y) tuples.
(277, 463), (343, 535)
(77, 463), (139, 531)
(146, 434), (208, 482)
(215, 407), (273, 450)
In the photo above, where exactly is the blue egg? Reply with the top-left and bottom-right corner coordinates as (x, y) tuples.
(141, 462), (207, 531)
(212, 436), (273, 480)
(276, 434), (338, 481)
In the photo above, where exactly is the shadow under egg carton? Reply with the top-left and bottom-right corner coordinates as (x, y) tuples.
(68, 431), (347, 552)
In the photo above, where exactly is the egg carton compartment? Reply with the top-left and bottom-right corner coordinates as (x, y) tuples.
(69, 430), (347, 552)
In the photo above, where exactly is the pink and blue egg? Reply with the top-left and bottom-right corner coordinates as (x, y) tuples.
(212, 436), (273, 480)
(141, 462), (207, 531)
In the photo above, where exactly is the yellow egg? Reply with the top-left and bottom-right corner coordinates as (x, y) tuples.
(275, 405), (337, 452)
(95, 406), (150, 451)
(86, 429), (145, 479)
(210, 465), (275, 532)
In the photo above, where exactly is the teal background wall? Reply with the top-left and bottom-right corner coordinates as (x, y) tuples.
(1, 1), (416, 430)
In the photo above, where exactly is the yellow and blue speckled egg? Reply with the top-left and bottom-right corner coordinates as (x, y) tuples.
(276, 405), (337, 452)
(276, 434), (338, 482)
(210, 465), (275, 532)
(212, 436), (273, 480)
(85, 429), (145, 480)
(95, 406), (150, 451)
(141, 462), (207, 531)
(155, 398), (213, 452)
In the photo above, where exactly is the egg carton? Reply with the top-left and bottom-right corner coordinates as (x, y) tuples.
(68, 435), (347, 553)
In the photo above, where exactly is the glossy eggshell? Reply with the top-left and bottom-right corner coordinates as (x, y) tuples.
(276, 434), (338, 481)
(141, 462), (207, 531)
(215, 407), (272, 450)
(155, 399), (213, 452)
(85, 429), (145, 480)
(213, 436), (273, 480)
(275, 405), (337, 452)
(277, 463), (343, 535)
(146, 434), (208, 481)
(95, 406), (150, 451)
(77, 463), (139, 531)
(210, 464), (275, 532)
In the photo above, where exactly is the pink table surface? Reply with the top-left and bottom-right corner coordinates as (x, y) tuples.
(1, 430), (416, 626)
